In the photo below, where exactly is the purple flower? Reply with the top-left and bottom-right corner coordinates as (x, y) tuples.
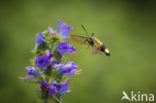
(48, 20), (72, 38)
(48, 20), (62, 34)
(36, 32), (46, 46)
(36, 52), (54, 70)
(40, 81), (58, 96)
(52, 80), (70, 96)
(26, 66), (40, 78)
(47, 84), (58, 96)
(56, 41), (76, 56)
(40, 81), (49, 90)
(59, 23), (73, 38)
(55, 62), (78, 76)
(40, 80), (70, 96)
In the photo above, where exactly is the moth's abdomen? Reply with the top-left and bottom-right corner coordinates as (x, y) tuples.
(100, 45), (110, 56)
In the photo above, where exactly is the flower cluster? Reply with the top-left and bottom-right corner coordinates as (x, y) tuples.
(40, 80), (70, 96)
(23, 20), (79, 103)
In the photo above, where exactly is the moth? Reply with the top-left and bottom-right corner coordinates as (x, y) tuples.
(70, 25), (110, 56)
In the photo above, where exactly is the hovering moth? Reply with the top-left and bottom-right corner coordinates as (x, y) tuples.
(70, 25), (110, 56)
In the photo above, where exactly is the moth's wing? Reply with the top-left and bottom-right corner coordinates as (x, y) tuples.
(70, 34), (88, 45)
(91, 46), (101, 54)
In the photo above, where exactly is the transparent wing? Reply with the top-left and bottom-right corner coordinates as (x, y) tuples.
(91, 46), (101, 54)
(69, 34), (88, 45)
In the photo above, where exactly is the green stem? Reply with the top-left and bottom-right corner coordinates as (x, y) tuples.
(44, 91), (48, 103)
(53, 96), (61, 103)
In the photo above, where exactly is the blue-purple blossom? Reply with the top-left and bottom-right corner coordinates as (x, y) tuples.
(55, 62), (78, 76)
(36, 32), (46, 46)
(56, 41), (76, 56)
(48, 20), (62, 34)
(40, 80), (70, 96)
(24, 20), (79, 101)
(48, 20), (72, 38)
(36, 52), (54, 70)
(47, 84), (58, 96)
(26, 66), (40, 78)
(36, 56), (51, 70)
(52, 80), (70, 96)
(59, 23), (73, 38)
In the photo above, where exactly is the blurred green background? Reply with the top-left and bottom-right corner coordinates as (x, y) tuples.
(0, 0), (156, 103)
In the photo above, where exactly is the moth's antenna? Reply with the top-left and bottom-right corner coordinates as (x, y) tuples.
(81, 25), (89, 36)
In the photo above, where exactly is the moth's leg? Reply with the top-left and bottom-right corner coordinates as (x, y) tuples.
(87, 45), (90, 49)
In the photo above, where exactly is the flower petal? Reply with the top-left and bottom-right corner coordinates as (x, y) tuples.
(56, 20), (62, 32)
(36, 56), (51, 70)
(59, 23), (73, 38)
(48, 27), (56, 34)
(36, 32), (46, 46)
(56, 41), (76, 56)
(55, 62), (78, 76)
(52, 80), (70, 96)
(26, 66), (40, 78)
